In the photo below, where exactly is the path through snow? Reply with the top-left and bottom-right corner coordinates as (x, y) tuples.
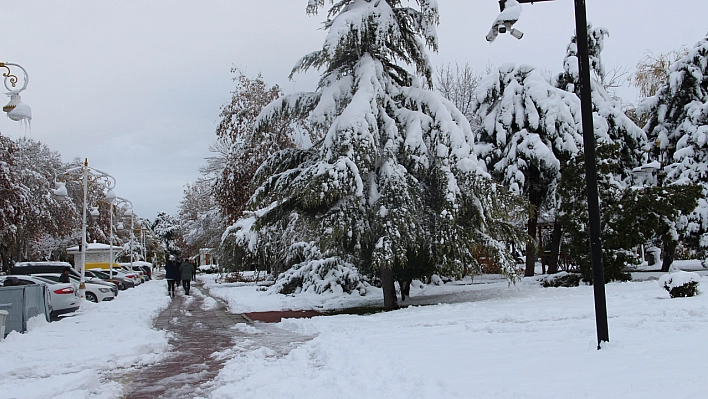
(121, 282), (314, 399)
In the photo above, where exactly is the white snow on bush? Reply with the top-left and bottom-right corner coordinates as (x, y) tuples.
(659, 270), (701, 290)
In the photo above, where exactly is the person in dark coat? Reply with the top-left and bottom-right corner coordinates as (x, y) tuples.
(59, 266), (71, 283)
(178, 259), (196, 295)
(164, 255), (179, 297)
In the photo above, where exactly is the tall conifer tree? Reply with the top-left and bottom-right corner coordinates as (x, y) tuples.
(642, 34), (708, 268)
(472, 63), (582, 277)
(221, 0), (526, 309)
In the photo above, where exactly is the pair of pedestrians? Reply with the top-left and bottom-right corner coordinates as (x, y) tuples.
(165, 255), (196, 297)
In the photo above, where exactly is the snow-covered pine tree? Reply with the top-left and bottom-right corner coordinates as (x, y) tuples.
(221, 0), (527, 310)
(472, 63), (583, 277)
(554, 25), (651, 280)
(641, 34), (708, 269)
(556, 24), (646, 178)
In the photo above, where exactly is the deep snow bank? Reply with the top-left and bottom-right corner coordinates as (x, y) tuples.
(0, 279), (171, 399)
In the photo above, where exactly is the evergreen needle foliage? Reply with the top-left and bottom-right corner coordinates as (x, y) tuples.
(220, 0), (527, 309)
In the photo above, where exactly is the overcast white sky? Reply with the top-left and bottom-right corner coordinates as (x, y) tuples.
(1, 0), (706, 221)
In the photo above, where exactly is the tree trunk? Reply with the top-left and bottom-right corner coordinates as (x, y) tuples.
(661, 240), (676, 273)
(381, 265), (398, 310)
(0, 245), (10, 274)
(525, 213), (538, 277)
(398, 279), (412, 301)
(525, 186), (542, 277)
(546, 221), (562, 274)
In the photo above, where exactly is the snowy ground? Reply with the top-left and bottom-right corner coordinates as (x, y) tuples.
(0, 280), (171, 399)
(202, 273), (708, 399)
(3, 272), (708, 398)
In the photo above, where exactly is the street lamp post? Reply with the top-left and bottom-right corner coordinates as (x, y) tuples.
(124, 209), (135, 270)
(1, 62), (32, 122)
(109, 196), (132, 281)
(141, 226), (146, 262)
(490, 0), (610, 348)
(54, 158), (116, 299)
(137, 218), (149, 262)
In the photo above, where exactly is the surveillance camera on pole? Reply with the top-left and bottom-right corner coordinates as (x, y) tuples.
(486, 0), (524, 42)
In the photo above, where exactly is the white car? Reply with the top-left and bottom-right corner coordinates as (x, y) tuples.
(121, 266), (145, 283)
(31, 273), (116, 303)
(101, 269), (141, 286)
(0, 275), (80, 319)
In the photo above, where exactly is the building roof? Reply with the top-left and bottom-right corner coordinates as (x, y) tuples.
(66, 242), (123, 253)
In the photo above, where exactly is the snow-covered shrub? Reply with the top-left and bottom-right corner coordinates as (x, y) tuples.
(659, 271), (701, 298)
(539, 272), (581, 288)
(429, 275), (444, 286)
(271, 257), (367, 296)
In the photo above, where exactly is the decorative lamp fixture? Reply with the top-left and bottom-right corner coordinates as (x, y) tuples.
(53, 181), (68, 199)
(1, 62), (32, 122)
(90, 206), (100, 220)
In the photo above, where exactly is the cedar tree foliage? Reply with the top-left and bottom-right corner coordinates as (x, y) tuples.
(221, 0), (527, 310)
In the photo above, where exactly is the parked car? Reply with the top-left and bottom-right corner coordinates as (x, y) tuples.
(120, 262), (153, 280)
(0, 275), (79, 319)
(134, 266), (151, 281)
(198, 264), (218, 274)
(86, 269), (133, 290)
(99, 269), (140, 286)
(32, 273), (117, 303)
(121, 266), (145, 283)
(11, 261), (81, 279)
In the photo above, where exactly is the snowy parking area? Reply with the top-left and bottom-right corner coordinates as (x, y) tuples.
(0, 280), (171, 399)
(203, 275), (708, 399)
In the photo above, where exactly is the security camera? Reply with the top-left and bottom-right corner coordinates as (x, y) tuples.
(485, 29), (498, 42)
(486, 0), (523, 43)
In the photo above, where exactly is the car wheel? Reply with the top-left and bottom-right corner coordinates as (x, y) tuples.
(86, 292), (98, 303)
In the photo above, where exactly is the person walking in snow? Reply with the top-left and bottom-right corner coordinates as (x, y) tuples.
(179, 259), (195, 295)
(165, 255), (179, 297)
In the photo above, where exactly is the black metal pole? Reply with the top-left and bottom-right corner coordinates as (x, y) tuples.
(573, 0), (610, 349)
(499, 0), (610, 349)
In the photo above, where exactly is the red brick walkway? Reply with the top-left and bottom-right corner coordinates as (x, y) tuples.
(121, 283), (320, 399)
(123, 286), (248, 399)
